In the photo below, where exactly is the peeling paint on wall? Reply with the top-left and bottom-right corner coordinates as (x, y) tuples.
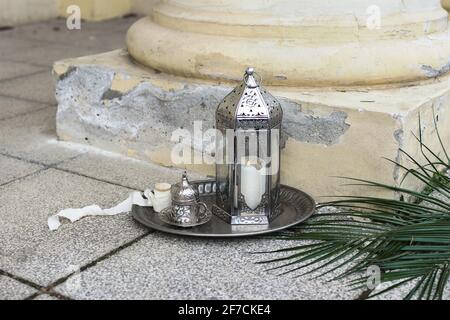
(421, 60), (450, 78)
(57, 66), (351, 150)
(282, 100), (350, 146)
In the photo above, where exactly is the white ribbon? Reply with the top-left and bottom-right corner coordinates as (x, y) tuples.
(48, 191), (152, 231)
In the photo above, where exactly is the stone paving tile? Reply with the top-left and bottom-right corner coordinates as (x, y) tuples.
(0, 154), (44, 186)
(57, 151), (207, 191)
(1, 17), (139, 46)
(0, 71), (56, 104)
(0, 168), (147, 286)
(71, 32), (127, 52)
(0, 96), (50, 121)
(0, 16), (138, 68)
(0, 61), (45, 81)
(55, 233), (360, 300)
(0, 37), (40, 60)
(77, 15), (142, 33)
(0, 275), (36, 300)
(0, 107), (81, 165)
(4, 42), (108, 68)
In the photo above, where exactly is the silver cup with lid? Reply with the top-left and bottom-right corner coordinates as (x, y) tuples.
(159, 172), (211, 227)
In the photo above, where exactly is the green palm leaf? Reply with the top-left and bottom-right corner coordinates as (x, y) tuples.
(257, 118), (450, 300)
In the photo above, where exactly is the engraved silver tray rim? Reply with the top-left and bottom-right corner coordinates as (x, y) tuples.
(131, 182), (316, 238)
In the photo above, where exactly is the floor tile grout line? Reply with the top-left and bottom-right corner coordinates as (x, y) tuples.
(2, 15), (155, 301)
(0, 16), (142, 69)
(0, 152), (50, 167)
(51, 166), (139, 191)
(41, 231), (153, 297)
(0, 151), (139, 191)
(1, 36), (129, 69)
(0, 269), (45, 292)
(0, 151), (84, 185)
(0, 18), (140, 50)
(0, 105), (54, 123)
(0, 57), (54, 70)
(0, 157), (147, 300)
(25, 290), (72, 301)
(4, 232), (152, 301)
(0, 30), (62, 46)
(0, 69), (51, 85)
(0, 33), (101, 64)
(0, 93), (56, 107)
(48, 153), (87, 168)
(0, 167), (50, 188)
(6, 35), (126, 52)
(0, 149), (85, 169)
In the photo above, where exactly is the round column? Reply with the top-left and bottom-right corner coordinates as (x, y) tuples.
(127, 0), (450, 86)
(443, 0), (450, 12)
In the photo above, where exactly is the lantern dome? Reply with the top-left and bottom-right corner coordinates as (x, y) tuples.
(216, 68), (283, 130)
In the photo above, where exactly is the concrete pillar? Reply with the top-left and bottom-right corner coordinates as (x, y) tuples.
(127, 0), (450, 86)
(443, 0), (450, 12)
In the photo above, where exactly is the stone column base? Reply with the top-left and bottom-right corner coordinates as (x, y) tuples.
(53, 50), (450, 200)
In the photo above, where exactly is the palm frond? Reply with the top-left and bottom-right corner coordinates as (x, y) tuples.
(257, 116), (450, 300)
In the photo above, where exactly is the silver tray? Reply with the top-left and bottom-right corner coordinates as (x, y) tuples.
(131, 181), (316, 238)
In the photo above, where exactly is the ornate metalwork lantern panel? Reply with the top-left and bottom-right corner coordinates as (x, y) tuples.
(214, 67), (283, 225)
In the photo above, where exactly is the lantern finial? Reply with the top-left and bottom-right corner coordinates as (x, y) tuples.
(244, 67), (259, 88)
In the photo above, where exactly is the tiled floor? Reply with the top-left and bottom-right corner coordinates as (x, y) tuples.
(0, 16), (159, 300)
(0, 17), (370, 300)
(8, 15), (438, 301)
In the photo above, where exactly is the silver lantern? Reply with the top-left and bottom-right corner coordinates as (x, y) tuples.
(213, 67), (283, 225)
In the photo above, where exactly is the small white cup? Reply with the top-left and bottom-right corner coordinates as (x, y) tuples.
(145, 183), (172, 213)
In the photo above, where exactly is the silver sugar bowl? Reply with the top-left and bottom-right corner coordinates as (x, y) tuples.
(160, 172), (211, 227)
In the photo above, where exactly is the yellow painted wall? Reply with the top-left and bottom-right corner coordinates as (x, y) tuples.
(131, 0), (160, 15)
(58, 0), (131, 21)
(0, 0), (58, 25)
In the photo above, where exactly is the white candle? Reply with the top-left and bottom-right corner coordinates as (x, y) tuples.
(240, 159), (266, 210)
